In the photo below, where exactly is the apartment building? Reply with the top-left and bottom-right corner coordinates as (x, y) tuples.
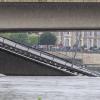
(55, 31), (100, 49)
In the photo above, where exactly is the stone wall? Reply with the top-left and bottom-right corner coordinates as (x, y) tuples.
(50, 51), (100, 65)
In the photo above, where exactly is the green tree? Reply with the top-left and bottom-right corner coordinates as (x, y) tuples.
(9, 33), (29, 45)
(29, 35), (38, 45)
(0, 33), (12, 38)
(39, 32), (57, 50)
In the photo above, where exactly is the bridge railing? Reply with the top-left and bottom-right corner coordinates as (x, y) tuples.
(0, 36), (72, 62)
(0, 36), (70, 64)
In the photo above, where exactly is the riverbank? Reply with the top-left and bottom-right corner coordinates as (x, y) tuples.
(49, 51), (100, 65)
(49, 51), (100, 72)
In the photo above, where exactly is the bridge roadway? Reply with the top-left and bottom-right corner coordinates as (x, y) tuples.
(0, 36), (99, 76)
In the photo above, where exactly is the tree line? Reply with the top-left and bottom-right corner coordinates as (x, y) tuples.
(0, 32), (57, 48)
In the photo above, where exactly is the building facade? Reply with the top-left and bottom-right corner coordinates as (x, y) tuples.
(55, 31), (100, 49)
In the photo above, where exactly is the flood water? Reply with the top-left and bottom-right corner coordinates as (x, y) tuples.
(0, 76), (100, 100)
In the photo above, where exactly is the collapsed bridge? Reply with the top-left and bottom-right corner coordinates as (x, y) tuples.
(0, 36), (99, 76)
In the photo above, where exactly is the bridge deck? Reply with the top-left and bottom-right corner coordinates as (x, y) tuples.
(0, 36), (99, 76)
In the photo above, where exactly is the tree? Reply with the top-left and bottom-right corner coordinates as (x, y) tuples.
(0, 33), (12, 38)
(9, 33), (29, 45)
(29, 35), (38, 46)
(39, 32), (57, 50)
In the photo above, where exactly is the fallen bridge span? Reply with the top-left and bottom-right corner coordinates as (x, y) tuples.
(0, 36), (99, 76)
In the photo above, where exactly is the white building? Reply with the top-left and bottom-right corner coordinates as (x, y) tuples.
(55, 31), (100, 49)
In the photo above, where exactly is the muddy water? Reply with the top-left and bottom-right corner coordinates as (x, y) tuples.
(0, 76), (100, 100)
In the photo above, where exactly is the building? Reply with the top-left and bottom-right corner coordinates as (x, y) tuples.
(55, 31), (100, 49)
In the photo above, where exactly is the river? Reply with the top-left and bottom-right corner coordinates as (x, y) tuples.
(0, 76), (100, 100)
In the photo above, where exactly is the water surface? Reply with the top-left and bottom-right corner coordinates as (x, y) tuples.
(0, 76), (100, 100)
